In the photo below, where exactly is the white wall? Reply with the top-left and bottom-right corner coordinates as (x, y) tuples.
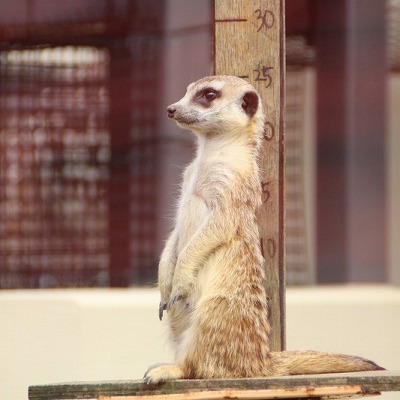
(1, 286), (399, 400)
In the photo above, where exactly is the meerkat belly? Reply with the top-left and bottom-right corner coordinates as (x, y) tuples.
(198, 237), (265, 300)
(168, 194), (209, 353)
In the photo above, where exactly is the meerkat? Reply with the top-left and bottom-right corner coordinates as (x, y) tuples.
(144, 75), (384, 384)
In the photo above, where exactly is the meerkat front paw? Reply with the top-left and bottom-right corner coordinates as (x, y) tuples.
(167, 265), (194, 310)
(159, 281), (173, 320)
(167, 283), (192, 310)
(143, 363), (185, 385)
(167, 293), (185, 310)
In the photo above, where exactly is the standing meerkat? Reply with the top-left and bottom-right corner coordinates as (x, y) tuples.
(144, 75), (383, 384)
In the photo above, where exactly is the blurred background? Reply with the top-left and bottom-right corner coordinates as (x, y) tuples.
(0, 1), (400, 399)
(0, 0), (399, 287)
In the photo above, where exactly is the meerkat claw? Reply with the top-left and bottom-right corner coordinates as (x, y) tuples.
(158, 302), (167, 320)
(167, 294), (183, 310)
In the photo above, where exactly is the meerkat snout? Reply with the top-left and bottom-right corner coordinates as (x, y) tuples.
(167, 106), (176, 119)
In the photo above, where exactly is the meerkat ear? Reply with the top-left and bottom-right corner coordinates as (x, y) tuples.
(242, 91), (259, 117)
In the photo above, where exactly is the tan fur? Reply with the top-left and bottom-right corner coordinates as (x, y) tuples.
(143, 76), (383, 384)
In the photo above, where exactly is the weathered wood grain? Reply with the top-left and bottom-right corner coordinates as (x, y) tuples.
(214, 0), (286, 352)
(29, 370), (400, 399)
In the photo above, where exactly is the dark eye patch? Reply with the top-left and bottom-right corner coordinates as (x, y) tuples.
(194, 87), (220, 107)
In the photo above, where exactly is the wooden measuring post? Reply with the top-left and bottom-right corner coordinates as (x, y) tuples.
(214, 0), (286, 351)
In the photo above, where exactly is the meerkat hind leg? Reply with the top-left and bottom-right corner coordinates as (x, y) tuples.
(143, 363), (185, 385)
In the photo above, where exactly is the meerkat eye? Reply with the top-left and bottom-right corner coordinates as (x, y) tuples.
(195, 88), (220, 107)
(204, 90), (217, 101)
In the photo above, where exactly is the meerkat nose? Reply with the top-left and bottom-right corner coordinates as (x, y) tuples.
(167, 106), (176, 118)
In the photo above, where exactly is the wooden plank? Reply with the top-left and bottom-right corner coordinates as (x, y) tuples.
(29, 370), (400, 399)
(214, 0), (286, 352)
(98, 386), (378, 400)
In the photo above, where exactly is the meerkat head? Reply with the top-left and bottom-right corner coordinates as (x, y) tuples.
(166, 75), (265, 143)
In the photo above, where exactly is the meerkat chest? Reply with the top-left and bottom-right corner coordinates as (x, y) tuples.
(175, 160), (212, 250)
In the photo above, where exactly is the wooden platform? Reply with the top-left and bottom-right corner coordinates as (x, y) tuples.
(29, 370), (400, 400)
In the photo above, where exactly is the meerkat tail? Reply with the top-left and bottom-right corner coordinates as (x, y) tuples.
(270, 351), (385, 375)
